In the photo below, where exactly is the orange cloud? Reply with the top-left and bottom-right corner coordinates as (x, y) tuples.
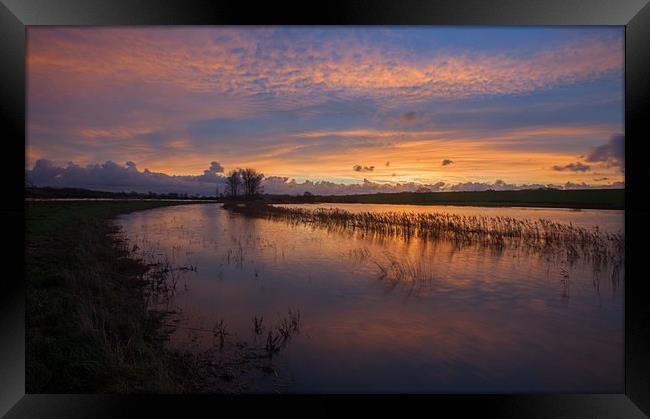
(27, 28), (623, 104)
(26, 28), (624, 188)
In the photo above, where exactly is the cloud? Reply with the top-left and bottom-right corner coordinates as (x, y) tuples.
(262, 177), (448, 195)
(585, 133), (624, 168)
(447, 179), (588, 192)
(196, 161), (225, 182)
(563, 181), (624, 190)
(398, 111), (421, 124)
(26, 28), (624, 186)
(441, 159), (454, 166)
(27, 159), (625, 196)
(443, 178), (619, 192)
(593, 177), (609, 181)
(208, 161), (224, 173)
(383, 111), (429, 129)
(401, 111), (417, 121)
(552, 161), (591, 172)
(27, 159), (227, 196)
(28, 28), (623, 106)
(353, 165), (375, 172)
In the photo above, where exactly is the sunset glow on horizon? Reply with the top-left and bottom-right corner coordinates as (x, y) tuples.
(26, 27), (624, 195)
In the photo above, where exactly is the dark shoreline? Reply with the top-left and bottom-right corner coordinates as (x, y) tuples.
(25, 200), (224, 393)
(26, 199), (624, 394)
(262, 189), (625, 210)
(26, 200), (310, 394)
(269, 200), (623, 210)
(26, 187), (624, 210)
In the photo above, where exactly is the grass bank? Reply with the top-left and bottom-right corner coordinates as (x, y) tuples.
(263, 188), (625, 210)
(26, 200), (209, 393)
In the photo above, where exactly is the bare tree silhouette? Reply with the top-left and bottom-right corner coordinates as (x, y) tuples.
(240, 168), (264, 199)
(225, 169), (242, 198)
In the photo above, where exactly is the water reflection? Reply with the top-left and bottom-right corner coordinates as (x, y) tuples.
(277, 203), (624, 233)
(116, 203), (624, 393)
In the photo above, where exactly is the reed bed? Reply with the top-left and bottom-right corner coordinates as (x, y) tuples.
(226, 203), (624, 265)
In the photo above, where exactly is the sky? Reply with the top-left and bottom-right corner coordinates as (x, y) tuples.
(26, 27), (625, 195)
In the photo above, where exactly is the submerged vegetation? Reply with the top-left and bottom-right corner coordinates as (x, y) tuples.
(27, 200), (304, 393)
(27, 198), (624, 393)
(224, 202), (624, 267)
(372, 254), (438, 283)
(26, 201), (198, 393)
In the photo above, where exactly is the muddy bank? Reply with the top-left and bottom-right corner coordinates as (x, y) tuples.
(26, 201), (241, 393)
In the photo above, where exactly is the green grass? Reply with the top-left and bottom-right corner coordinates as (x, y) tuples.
(26, 200), (202, 393)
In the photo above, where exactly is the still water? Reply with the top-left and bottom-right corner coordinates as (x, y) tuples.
(116, 203), (624, 393)
(276, 203), (625, 233)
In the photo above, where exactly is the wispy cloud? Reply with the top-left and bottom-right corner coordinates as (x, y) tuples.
(26, 27), (624, 189)
(28, 28), (623, 104)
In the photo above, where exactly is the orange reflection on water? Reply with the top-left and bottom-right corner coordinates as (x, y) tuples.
(116, 203), (623, 392)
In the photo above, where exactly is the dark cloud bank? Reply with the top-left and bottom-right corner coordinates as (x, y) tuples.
(353, 165), (375, 172)
(553, 134), (624, 173)
(585, 133), (624, 168)
(27, 159), (624, 196)
(552, 162), (591, 172)
(27, 160), (226, 196)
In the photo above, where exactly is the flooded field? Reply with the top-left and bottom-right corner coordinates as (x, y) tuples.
(276, 203), (625, 234)
(116, 203), (624, 393)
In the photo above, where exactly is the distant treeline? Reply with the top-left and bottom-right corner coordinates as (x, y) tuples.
(263, 188), (625, 210)
(25, 186), (624, 209)
(25, 187), (218, 200)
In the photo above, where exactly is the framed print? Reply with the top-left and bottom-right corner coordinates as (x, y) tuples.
(2, 0), (649, 417)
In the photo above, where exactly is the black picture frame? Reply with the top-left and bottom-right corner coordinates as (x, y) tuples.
(2, 0), (649, 417)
